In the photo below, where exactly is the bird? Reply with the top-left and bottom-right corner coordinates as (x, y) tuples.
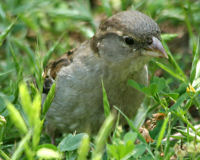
(42, 10), (168, 137)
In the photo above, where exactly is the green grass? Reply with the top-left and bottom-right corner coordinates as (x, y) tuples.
(0, 0), (200, 159)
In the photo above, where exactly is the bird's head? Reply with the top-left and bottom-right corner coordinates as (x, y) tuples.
(91, 10), (168, 64)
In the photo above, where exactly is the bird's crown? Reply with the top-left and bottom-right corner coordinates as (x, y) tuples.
(99, 11), (160, 42)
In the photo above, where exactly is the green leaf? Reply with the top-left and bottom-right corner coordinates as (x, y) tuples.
(9, 44), (23, 102)
(37, 144), (58, 151)
(92, 114), (115, 160)
(0, 93), (14, 115)
(42, 83), (56, 117)
(162, 41), (187, 82)
(36, 147), (62, 159)
(31, 92), (44, 148)
(77, 134), (90, 160)
(163, 92), (179, 100)
(161, 33), (178, 42)
(113, 106), (146, 143)
(154, 61), (186, 82)
(9, 44), (21, 75)
(133, 105), (149, 128)
(58, 133), (86, 152)
(128, 79), (158, 96)
(6, 102), (28, 134)
(143, 83), (158, 96)
(121, 0), (133, 10)
(108, 142), (135, 160)
(32, 119), (43, 149)
(19, 14), (38, 31)
(107, 144), (120, 160)
(123, 131), (137, 143)
(169, 93), (188, 111)
(0, 150), (11, 160)
(161, 8), (184, 21)
(190, 37), (199, 83)
(48, 0), (93, 22)
(32, 92), (42, 122)
(102, 80), (110, 117)
(12, 131), (32, 160)
(100, 0), (112, 16)
(128, 79), (145, 93)
(113, 106), (155, 159)
(0, 4), (6, 19)
(108, 132), (136, 160)
(43, 35), (64, 68)
(151, 77), (166, 93)
(156, 113), (170, 149)
(12, 39), (35, 65)
(0, 21), (15, 47)
(0, 115), (6, 127)
(0, 69), (15, 77)
(32, 92), (41, 124)
(19, 83), (33, 126)
(132, 144), (146, 158)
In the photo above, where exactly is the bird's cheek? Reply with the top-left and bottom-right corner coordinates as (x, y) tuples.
(141, 49), (162, 58)
(132, 48), (143, 57)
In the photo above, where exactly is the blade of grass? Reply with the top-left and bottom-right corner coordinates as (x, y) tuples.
(154, 61), (186, 82)
(161, 33), (178, 41)
(24, 143), (34, 160)
(0, 69), (15, 77)
(162, 41), (187, 82)
(121, 0), (133, 10)
(36, 147), (62, 160)
(32, 92), (41, 126)
(169, 93), (188, 111)
(100, 0), (112, 16)
(92, 114), (115, 160)
(113, 105), (155, 159)
(77, 134), (90, 160)
(0, 21), (15, 47)
(102, 80), (110, 117)
(175, 111), (200, 137)
(32, 120), (44, 150)
(182, 0), (194, 40)
(164, 113), (172, 158)
(9, 44), (23, 103)
(31, 92), (43, 149)
(6, 102), (28, 134)
(190, 37), (199, 83)
(19, 83), (33, 127)
(12, 38), (35, 65)
(113, 105), (146, 143)
(11, 131), (32, 160)
(156, 113), (170, 149)
(43, 33), (65, 68)
(0, 150), (11, 160)
(34, 52), (43, 92)
(42, 83), (56, 118)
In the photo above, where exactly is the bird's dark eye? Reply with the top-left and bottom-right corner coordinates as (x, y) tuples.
(124, 36), (134, 45)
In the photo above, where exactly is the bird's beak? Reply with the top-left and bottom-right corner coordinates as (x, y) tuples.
(143, 37), (168, 59)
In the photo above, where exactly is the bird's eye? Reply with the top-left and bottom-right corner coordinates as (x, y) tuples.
(124, 36), (134, 45)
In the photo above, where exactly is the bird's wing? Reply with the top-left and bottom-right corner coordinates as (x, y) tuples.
(42, 49), (74, 94)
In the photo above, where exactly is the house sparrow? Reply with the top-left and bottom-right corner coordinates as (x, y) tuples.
(43, 10), (168, 136)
